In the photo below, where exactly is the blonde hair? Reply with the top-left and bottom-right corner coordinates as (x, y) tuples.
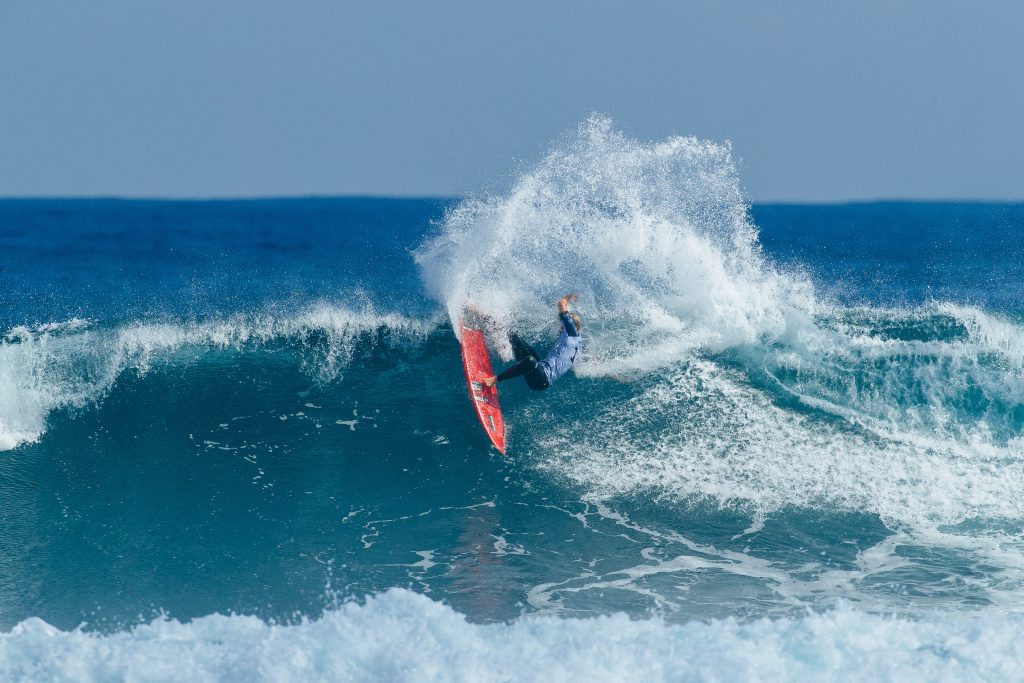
(571, 312), (582, 329)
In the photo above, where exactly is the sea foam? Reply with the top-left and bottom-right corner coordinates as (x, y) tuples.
(0, 589), (1021, 683)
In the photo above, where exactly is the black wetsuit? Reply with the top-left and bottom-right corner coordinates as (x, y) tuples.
(495, 333), (551, 391)
(495, 312), (580, 391)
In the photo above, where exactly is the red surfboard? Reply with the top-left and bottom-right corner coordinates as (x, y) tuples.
(459, 317), (507, 454)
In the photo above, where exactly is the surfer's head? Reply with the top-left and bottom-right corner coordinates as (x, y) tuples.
(570, 312), (582, 330)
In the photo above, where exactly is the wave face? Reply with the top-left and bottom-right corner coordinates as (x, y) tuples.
(2, 123), (1024, 679)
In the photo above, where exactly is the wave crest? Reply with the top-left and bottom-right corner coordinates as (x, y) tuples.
(0, 305), (434, 451)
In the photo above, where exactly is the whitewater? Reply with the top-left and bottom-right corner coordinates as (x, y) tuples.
(2, 118), (1024, 680)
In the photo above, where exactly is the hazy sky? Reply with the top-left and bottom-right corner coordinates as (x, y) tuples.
(1, 1), (1022, 201)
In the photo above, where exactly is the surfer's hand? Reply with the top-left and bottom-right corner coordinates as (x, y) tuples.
(558, 293), (578, 311)
(482, 376), (496, 388)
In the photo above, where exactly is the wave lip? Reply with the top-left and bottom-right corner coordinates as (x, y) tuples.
(0, 305), (435, 452)
(1, 589), (1021, 683)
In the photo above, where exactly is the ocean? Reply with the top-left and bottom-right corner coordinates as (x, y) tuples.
(2, 120), (1024, 681)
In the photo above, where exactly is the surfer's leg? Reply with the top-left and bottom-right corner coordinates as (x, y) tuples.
(492, 333), (542, 386)
(495, 358), (533, 383)
(509, 333), (540, 362)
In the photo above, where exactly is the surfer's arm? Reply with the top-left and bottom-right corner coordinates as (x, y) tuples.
(559, 311), (578, 337)
(557, 294), (579, 337)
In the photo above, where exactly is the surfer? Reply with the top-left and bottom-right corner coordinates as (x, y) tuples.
(482, 293), (581, 391)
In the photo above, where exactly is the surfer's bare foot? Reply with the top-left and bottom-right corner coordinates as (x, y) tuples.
(482, 376), (496, 388)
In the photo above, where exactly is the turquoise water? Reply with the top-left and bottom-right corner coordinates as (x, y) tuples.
(2, 120), (1024, 680)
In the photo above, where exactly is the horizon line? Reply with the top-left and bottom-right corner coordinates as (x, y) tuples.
(0, 194), (1022, 206)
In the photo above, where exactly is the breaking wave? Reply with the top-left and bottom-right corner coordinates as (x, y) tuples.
(1, 589), (1021, 683)
(0, 305), (434, 451)
(413, 115), (1024, 533)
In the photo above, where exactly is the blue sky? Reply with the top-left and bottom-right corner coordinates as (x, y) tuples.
(1, 1), (1021, 201)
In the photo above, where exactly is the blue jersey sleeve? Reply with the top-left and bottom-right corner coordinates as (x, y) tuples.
(559, 311), (579, 337)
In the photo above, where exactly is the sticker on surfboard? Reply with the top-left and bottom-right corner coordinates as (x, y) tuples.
(459, 312), (506, 454)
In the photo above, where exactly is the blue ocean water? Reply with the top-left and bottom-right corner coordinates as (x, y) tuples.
(2, 121), (1024, 681)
